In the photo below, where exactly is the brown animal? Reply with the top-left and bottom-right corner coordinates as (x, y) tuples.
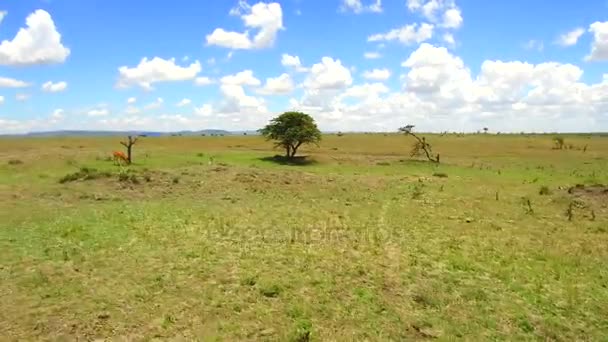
(112, 151), (129, 165)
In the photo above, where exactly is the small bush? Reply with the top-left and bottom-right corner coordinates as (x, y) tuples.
(144, 174), (152, 182)
(376, 161), (390, 166)
(411, 184), (425, 199)
(118, 172), (130, 182)
(196, 152), (205, 157)
(433, 172), (448, 178)
(59, 167), (110, 183)
(8, 159), (23, 165)
(337, 132), (344, 137)
(260, 284), (282, 298)
(539, 186), (551, 195)
(172, 176), (180, 184)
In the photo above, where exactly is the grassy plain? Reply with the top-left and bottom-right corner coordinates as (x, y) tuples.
(1, 133), (607, 340)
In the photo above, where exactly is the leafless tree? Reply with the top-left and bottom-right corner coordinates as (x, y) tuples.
(120, 135), (138, 164)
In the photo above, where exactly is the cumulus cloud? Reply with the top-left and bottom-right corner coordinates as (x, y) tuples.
(368, 23), (434, 45)
(586, 21), (608, 61)
(281, 53), (308, 72)
(50, 109), (64, 121)
(257, 73), (295, 94)
(0, 9), (70, 66)
(0, 11), (6, 25)
(194, 76), (214, 86)
(304, 57), (353, 90)
(127, 97), (136, 104)
(195, 104), (213, 116)
(116, 57), (201, 90)
(206, 2), (284, 50)
(557, 27), (585, 47)
(220, 70), (261, 86)
(0, 76), (29, 88)
(362, 68), (391, 81)
(176, 98), (192, 107)
(42, 81), (67, 93)
(341, 0), (382, 13)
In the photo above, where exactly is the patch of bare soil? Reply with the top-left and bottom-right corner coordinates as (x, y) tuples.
(568, 184), (608, 197)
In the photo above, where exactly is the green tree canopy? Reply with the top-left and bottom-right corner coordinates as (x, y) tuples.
(259, 111), (322, 158)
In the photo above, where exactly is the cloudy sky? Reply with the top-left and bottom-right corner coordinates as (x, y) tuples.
(0, 0), (607, 133)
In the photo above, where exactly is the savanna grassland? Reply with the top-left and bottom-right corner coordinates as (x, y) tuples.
(1, 133), (607, 341)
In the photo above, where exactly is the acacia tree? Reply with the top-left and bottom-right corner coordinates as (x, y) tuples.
(399, 125), (440, 163)
(259, 111), (322, 158)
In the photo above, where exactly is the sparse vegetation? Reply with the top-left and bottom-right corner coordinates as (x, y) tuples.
(1, 133), (607, 340)
(7, 159), (23, 165)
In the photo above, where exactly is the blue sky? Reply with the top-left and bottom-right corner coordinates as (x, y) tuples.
(0, 0), (607, 133)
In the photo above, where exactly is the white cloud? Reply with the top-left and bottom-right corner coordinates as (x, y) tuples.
(586, 21), (608, 61)
(305, 57), (353, 90)
(127, 97), (136, 104)
(50, 109), (64, 121)
(0, 95), (4, 104)
(524, 39), (544, 52)
(0, 76), (29, 88)
(195, 104), (213, 116)
(206, 2), (284, 50)
(116, 57), (201, 90)
(125, 106), (140, 115)
(442, 8), (462, 29)
(88, 108), (109, 117)
(16, 93), (30, 101)
(341, 0), (382, 13)
(362, 68), (391, 81)
(194, 76), (214, 86)
(0, 11), (6, 25)
(443, 33), (455, 45)
(406, 0), (463, 30)
(281, 53), (308, 72)
(364, 52), (382, 59)
(368, 23), (434, 45)
(0, 9), (70, 66)
(218, 84), (267, 114)
(144, 97), (164, 110)
(557, 27), (585, 47)
(220, 70), (261, 86)
(257, 73), (295, 94)
(41, 81), (67, 93)
(176, 98), (192, 107)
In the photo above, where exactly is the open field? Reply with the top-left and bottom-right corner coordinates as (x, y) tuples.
(1, 133), (607, 340)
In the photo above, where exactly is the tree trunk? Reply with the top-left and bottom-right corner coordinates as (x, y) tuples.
(127, 144), (132, 164)
(285, 145), (291, 158)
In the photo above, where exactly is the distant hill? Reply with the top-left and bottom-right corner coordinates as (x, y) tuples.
(1, 129), (261, 137)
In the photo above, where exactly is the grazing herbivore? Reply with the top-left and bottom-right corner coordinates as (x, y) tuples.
(112, 151), (129, 165)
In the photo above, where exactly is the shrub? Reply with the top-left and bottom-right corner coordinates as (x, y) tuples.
(7, 159), (23, 165)
(433, 172), (448, 178)
(260, 284), (282, 298)
(539, 186), (551, 195)
(59, 167), (110, 183)
(172, 176), (180, 184)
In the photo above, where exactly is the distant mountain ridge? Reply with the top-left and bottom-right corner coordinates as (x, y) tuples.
(1, 129), (260, 137)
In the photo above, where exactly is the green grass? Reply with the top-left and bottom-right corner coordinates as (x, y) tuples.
(1, 133), (607, 340)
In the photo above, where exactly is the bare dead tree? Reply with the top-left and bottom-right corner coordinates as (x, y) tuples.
(120, 135), (138, 164)
(398, 125), (440, 163)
